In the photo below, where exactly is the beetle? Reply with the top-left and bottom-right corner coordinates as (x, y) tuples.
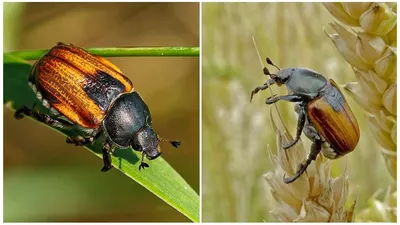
(14, 43), (180, 172)
(250, 57), (359, 183)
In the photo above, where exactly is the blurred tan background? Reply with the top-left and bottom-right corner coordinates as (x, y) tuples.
(4, 2), (199, 222)
(202, 2), (395, 222)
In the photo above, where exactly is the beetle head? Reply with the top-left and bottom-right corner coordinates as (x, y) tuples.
(133, 126), (162, 160)
(132, 124), (181, 160)
(264, 57), (297, 85)
(275, 68), (296, 84)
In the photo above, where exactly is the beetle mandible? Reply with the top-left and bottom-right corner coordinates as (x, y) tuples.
(250, 57), (360, 183)
(14, 43), (180, 172)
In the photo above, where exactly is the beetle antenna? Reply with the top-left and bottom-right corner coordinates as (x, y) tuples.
(266, 57), (280, 70)
(158, 136), (181, 148)
(263, 67), (271, 76)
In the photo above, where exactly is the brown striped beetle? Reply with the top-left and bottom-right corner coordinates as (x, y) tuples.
(251, 58), (359, 183)
(15, 43), (180, 171)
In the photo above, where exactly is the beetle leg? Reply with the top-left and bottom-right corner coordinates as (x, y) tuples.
(15, 105), (74, 130)
(283, 138), (322, 183)
(139, 152), (149, 171)
(294, 103), (301, 114)
(250, 79), (275, 102)
(66, 132), (101, 146)
(265, 94), (303, 104)
(101, 141), (113, 172)
(283, 104), (306, 149)
(15, 105), (102, 146)
(302, 125), (320, 142)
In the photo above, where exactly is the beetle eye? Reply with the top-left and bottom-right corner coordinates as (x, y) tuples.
(281, 76), (290, 82)
(271, 74), (284, 84)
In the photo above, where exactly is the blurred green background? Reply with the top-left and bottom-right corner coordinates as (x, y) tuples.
(4, 2), (199, 222)
(202, 2), (395, 222)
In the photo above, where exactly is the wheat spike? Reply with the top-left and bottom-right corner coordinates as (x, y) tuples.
(264, 106), (356, 222)
(323, 2), (397, 222)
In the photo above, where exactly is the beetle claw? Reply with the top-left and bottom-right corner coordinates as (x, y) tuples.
(283, 173), (297, 184)
(283, 169), (302, 184)
(139, 162), (149, 171)
(101, 165), (112, 172)
(14, 106), (30, 119)
(250, 89), (259, 102)
(283, 161), (311, 183)
(283, 140), (298, 149)
(250, 92), (255, 102)
(14, 111), (25, 119)
(265, 94), (278, 104)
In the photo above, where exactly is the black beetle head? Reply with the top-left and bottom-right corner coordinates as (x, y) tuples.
(133, 126), (162, 160)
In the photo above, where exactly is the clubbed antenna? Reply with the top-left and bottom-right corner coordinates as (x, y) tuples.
(158, 136), (181, 148)
(263, 67), (271, 76)
(266, 57), (280, 70)
(170, 140), (181, 148)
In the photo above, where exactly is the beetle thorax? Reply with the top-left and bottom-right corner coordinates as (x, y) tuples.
(103, 92), (152, 147)
(281, 67), (328, 99)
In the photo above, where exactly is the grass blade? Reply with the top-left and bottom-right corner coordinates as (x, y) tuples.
(6, 46), (200, 60)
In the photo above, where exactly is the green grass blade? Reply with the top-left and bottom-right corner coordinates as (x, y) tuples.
(3, 53), (199, 222)
(6, 46), (199, 60)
